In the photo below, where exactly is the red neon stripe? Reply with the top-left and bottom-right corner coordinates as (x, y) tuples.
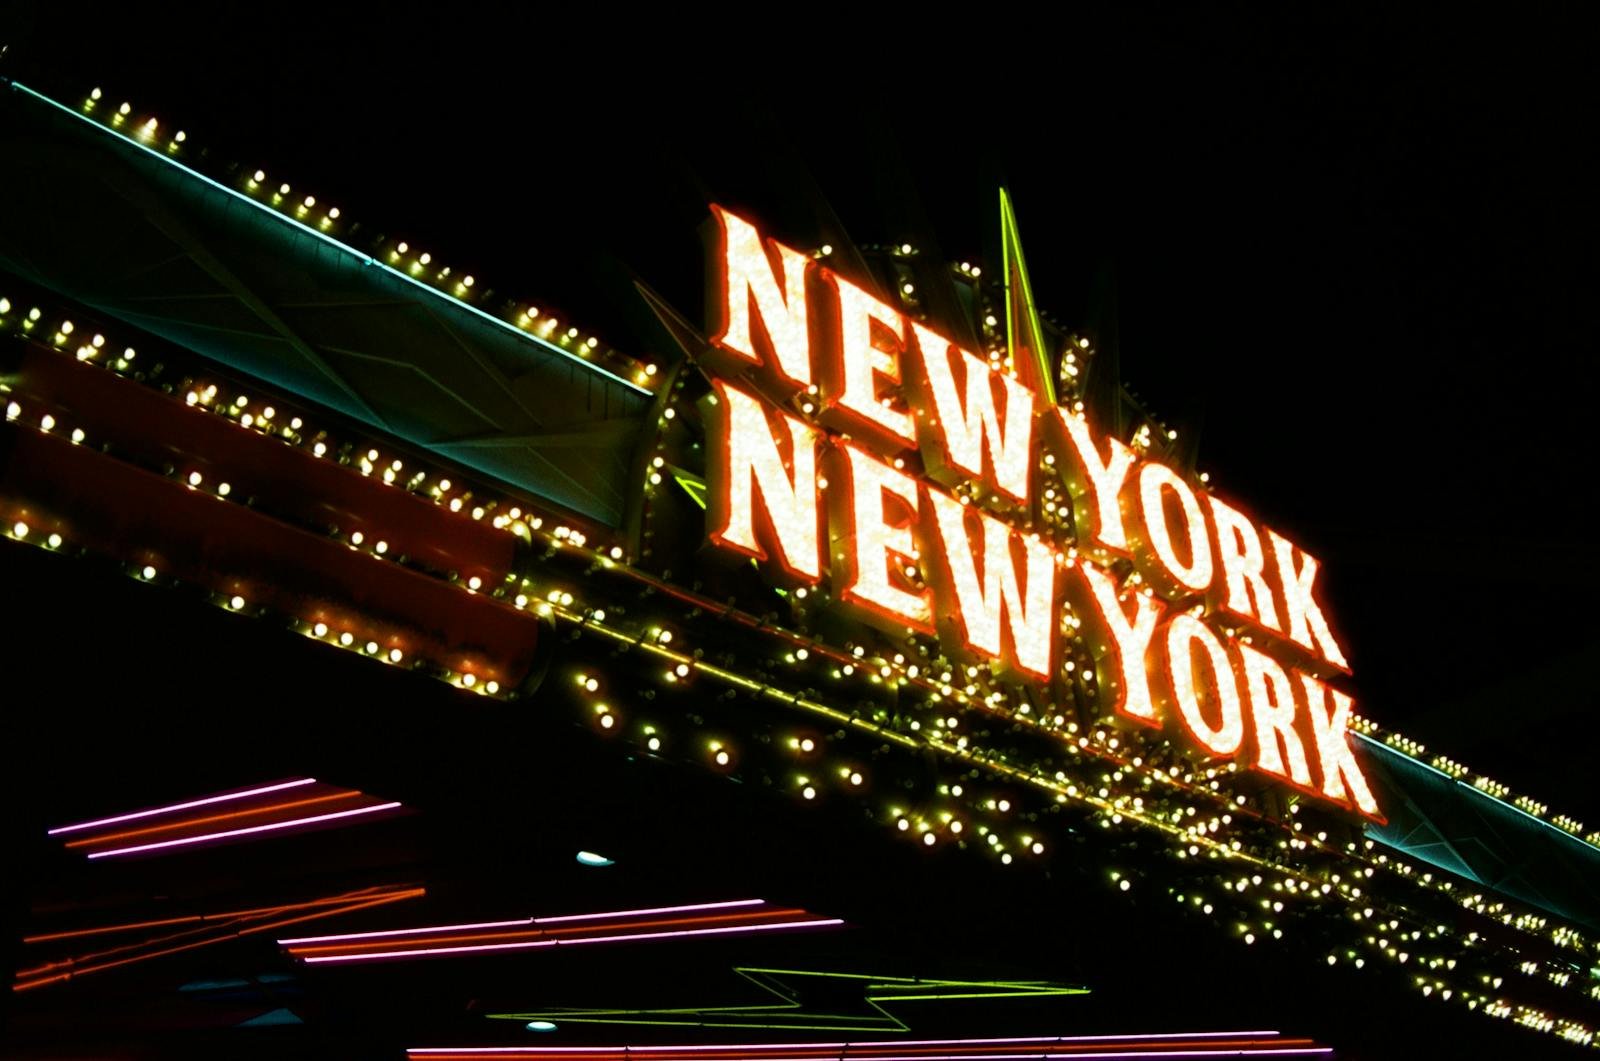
(286, 907), (812, 956)
(47, 778), (317, 835)
(67, 790), (362, 849)
(86, 801), (403, 858)
(15, 887), (423, 991)
(300, 918), (845, 964)
(23, 886), (409, 943)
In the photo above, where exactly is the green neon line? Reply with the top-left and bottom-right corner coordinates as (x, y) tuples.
(485, 966), (1087, 1031)
(998, 187), (1055, 405)
(5, 81), (651, 397)
(674, 473), (709, 510)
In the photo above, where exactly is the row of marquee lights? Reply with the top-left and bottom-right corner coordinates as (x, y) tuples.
(18, 80), (1588, 836)
(6, 70), (1580, 838)
(57, 86), (661, 393)
(6, 298), (1600, 1046)
(702, 207), (1377, 818)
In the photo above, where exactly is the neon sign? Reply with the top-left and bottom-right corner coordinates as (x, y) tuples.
(699, 205), (1379, 819)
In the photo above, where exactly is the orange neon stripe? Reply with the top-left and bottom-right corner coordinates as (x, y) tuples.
(17, 886), (423, 979)
(287, 907), (811, 956)
(23, 885), (401, 943)
(14, 888), (423, 991)
(64, 789), (362, 849)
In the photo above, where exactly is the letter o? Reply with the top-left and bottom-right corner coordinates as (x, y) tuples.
(1138, 463), (1213, 592)
(1164, 614), (1244, 757)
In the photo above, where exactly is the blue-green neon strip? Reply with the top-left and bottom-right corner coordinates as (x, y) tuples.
(5, 80), (651, 397)
(1358, 733), (1599, 855)
(1355, 733), (1455, 783)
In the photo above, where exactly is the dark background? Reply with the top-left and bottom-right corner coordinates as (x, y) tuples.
(3, 9), (1594, 814)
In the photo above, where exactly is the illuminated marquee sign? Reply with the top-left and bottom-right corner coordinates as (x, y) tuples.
(698, 205), (1379, 819)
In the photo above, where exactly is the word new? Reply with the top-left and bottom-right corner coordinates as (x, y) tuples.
(697, 205), (1378, 818)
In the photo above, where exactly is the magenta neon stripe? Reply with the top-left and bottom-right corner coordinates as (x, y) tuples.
(403, 1032), (1283, 1054)
(48, 778), (318, 836)
(406, 1049), (1324, 1060)
(857, 1033), (1285, 1049)
(280, 899), (769, 946)
(739, 1052), (1330, 1061)
(408, 1051), (1327, 1060)
(303, 917), (844, 963)
(532, 899), (767, 924)
(85, 801), (402, 857)
(280, 918), (534, 946)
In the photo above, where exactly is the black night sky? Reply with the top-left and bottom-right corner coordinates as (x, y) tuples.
(5, 11), (1595, 826)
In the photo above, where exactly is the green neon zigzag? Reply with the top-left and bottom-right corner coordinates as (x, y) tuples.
(486, 967), (1088, 1032)
(999, 187), (1056, 406)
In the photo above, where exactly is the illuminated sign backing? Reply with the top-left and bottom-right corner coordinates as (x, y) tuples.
(698, 205), (1379, 819)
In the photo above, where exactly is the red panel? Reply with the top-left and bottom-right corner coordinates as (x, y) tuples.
(12, 348), (518, 586)
(1, 425), (537, 686)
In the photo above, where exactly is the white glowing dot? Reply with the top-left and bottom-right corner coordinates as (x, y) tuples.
(715, 750), (730, 766)
(600, 714), (615, 729)
(923, 833), (936, 846)
(339, 632), (353, 646)
(802, 786), (816, 800)
(188, 471), (202, 486)
(142, 565), (156, 579)
(849, 772), (863, 786)
(486, 680), (500, 695)
(389, 648), (403, 662)
(40, 414), (55, 432)
(375, 541), (388, 554)
(647, 737), (661, 751)
(365, 641), (379, 654)
(467, 576), (482, 590)
(229, 595), (245, 610)
(10, 521), (26, 538)
(799, 738), (815, 753)
(252, 169), (265, 183)
(4, 402), (18, 420)
(218, 482), (231, 496)
(463, 673), (477, 687)
(351, 531), (364, 545)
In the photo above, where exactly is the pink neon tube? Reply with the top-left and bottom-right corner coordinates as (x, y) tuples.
(301, 917), (844, 963)
(279, 899), (768, 946)
(402, 1031), (1289, 1052)
(85, 801), (402, 857)
(48, 778), (318, 835)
